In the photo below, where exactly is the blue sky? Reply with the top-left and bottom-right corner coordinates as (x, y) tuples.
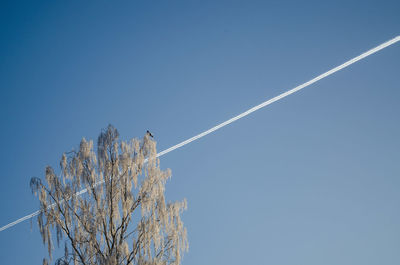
(0, 0), (399, 264)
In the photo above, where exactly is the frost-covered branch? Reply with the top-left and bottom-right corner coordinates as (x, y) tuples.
(31, 125), (188, 265)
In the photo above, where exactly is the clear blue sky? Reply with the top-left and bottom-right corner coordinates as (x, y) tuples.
(0, 0), (399, 264)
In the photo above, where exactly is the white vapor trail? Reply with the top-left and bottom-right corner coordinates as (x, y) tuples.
(1, 35), (399, 233)
(155, 36), (400, 158)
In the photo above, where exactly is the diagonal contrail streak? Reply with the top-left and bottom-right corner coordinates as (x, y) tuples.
(156, 36), (400, 157)
(1, 35), (399, 233)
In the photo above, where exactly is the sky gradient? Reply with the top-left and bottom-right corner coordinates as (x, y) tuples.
(0, 1), (399, 264)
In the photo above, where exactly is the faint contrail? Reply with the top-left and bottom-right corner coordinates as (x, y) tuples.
(1, 35), (399, 233)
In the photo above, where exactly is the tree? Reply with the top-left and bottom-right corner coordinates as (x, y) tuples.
(30, 125), (188, 265)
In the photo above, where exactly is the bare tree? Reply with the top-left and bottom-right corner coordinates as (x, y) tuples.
(30, 125), (188, 265)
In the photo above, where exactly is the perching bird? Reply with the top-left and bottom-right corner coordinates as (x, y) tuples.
(146, 130), (154, 138)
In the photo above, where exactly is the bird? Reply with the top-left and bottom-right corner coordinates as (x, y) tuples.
(146, 130), (154, 138)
